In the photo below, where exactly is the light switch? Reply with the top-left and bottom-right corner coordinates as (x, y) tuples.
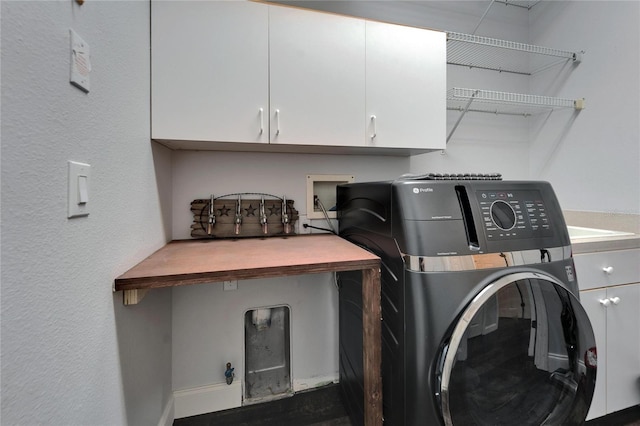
(68, 161), (91, 218)
(78, 175), (89, 204)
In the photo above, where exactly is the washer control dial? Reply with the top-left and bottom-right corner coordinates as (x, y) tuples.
(490, 200), (517, 230)
(478, 189), (553, 240)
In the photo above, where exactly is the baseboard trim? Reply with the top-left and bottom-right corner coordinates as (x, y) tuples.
(158, 395), (175, 426)
(172, 376), (337, 419)
(174, 381), (242, 419)
(292, 375), (339, 393)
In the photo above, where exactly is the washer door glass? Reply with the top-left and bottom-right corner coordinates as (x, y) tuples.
(437, 272), (596, 426)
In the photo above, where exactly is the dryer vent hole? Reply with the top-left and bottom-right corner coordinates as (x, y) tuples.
(244, 306), (291, 401)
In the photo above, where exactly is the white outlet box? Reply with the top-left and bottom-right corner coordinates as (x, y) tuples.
(306, 174), (354, 220)
(223, 280), (238, 291)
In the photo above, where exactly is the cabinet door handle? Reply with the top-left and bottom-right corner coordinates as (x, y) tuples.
(370, 115), (377, 140)
(599, 298), (611, 307)
(275, 109), (280, 136)
(603, 266), (614, 274)
(609, 296), (621, 305)
(259, 108), (264, 135)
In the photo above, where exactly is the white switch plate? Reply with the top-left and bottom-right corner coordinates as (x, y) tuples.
(70, 29), (91, 93)
(68, 161), (91, 218)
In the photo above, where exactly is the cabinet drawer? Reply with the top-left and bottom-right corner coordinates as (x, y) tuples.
(574, 249), (640, 290)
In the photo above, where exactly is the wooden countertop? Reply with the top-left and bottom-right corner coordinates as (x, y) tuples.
(115, 234), (380, 291)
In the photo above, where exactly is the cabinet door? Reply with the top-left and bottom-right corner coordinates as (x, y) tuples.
(580, 288), (608, 420)
(605, 283), (640, 414)
(582, 283), (640, 419)
(269, 7), (365, 146)
(152, 1), (269, 143)
(365, 21), (446, 150)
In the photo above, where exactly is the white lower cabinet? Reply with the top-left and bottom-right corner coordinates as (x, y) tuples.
(575, 249), (640, 420)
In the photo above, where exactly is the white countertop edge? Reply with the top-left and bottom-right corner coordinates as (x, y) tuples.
(571, 234), (640, 254)
(563, 210), (639, 254)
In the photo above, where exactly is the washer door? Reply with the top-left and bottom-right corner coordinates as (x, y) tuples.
(437, 272), (596, 426)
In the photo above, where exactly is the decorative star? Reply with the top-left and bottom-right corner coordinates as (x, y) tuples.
(268, 204), (281, 216)
(244, 204), (256, 216)
(217, 205), (231, 216)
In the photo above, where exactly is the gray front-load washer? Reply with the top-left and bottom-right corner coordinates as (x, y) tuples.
(337, 175), (596, 426)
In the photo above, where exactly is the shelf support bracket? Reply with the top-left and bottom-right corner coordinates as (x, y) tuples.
(123, 288), (148, 305)
(447, 89), (479, 144)
(472, 0), (495, 35)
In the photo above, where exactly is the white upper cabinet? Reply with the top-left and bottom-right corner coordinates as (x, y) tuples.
(151, 2), (446, 154)
(365, 21), (446, 150)
(269, 6), (365, 147)
(151, 1), (269, 143)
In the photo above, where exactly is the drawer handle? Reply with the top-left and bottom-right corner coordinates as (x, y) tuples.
(599, 298), (611, 307)
(609, 296), (621, 305)
(602, 266), (614, 274)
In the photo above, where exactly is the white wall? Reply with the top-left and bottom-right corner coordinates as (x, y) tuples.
(408, 1), (532, 179)
(172, 274), (339, 392)
(171, 150), (409, 394)
(171, 151), (410, 239)
(1, 2), (173, 425)
(529, 1), (640, 215)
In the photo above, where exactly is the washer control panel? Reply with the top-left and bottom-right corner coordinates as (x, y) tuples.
(477, 189), (552, 240)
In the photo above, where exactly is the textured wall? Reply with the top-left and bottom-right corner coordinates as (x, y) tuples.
(172, 274), (340, 392)
(170, 150), (409, 393)
(529, 1), (640, 215)
(1, 1), (173, 425)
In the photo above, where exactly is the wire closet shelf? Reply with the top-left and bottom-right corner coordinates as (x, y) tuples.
(447, 88), (583, 117)
(447, 32), (582, 75)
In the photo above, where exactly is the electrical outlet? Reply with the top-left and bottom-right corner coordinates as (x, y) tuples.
(298, 215), (311, 234)
(298, 216), (338, 234)
(223, 280), (238, 291)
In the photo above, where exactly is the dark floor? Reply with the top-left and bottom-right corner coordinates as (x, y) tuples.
(586, 406), (640, 426)
(173, 383), (640, 426)
(173, 384), (350, 426)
